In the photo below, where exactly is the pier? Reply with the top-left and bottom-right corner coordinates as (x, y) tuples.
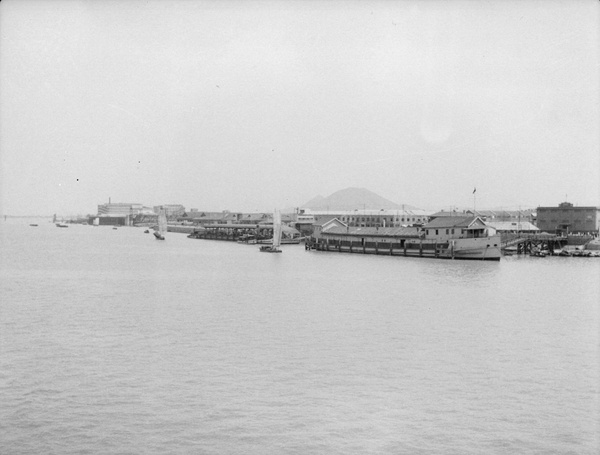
(188, 224), (271, 241)
(187, 223), (303, 243)
(501, 233), (567, 254)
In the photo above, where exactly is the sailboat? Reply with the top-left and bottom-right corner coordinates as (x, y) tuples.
(259, 210), (282, 253)
(154, 208), (167, 240)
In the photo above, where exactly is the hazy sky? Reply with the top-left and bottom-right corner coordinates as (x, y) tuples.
(1, 0), (599, 215)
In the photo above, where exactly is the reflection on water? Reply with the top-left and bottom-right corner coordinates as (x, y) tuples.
(1, 220), (599, 454)
(421, 258), (501, 286)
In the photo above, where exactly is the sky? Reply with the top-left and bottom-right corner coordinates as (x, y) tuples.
(1, 0), (599, 216)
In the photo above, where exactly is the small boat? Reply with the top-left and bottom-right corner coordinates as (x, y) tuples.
(29, 224), (38, 227)
(583, 239), (600, 251)
(56, 223), (68, 228)
(259, 210), (282, 253)
(112, 227), (118, 230)
(259, 245), (282, 253)
(572, 249), (591, 257)
(144, 229), (150, 234)
(154, 208), (167, 240)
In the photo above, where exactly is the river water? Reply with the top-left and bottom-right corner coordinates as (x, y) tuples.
(1, 219), (598, 454)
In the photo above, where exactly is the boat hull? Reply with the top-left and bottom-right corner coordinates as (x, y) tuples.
(442, 237), (502, 260)
(257, 238), (301, 245)
(311, 236), (501, 261)
(259, 245), (282, 253)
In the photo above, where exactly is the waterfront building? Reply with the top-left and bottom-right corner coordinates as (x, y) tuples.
(178, 211), (274, 226)
(179, 211), (227, 225)
(429, 210), (466, 219)
(300, 208), (432, 229)
(311, 217), (420, 248)
(432, 209), (536, 223)
(536, 202), (600, 234)
(97, 202), (152, 216)
(153, 204), (186, 218)
(292, 211), (317, 236)
(237, 213), (270, 224)
(222, 212), (243, 224)
(311, 218), (349, 239)
(422, 216), (495, 242)
(96, 201), (154, 226)
(485, 221), (539, 234)
(467, 209), (536, 223)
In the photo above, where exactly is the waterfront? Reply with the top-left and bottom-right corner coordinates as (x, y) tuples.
(1, 220), (599, 454)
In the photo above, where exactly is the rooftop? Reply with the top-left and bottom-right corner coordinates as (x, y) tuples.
(423, 216), (482, 229)
(322, 226), (420, 238)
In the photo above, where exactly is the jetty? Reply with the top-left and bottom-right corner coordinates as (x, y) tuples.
(187, 223), (302, 243)
(500, 233), (567, 254)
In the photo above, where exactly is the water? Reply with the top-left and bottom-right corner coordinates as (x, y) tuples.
(1, 220), (599, 454)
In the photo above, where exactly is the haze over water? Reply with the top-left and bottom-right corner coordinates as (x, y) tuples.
(1, 220), (599, 454)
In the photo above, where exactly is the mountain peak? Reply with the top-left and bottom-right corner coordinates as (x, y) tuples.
(301, 187), (418, 211)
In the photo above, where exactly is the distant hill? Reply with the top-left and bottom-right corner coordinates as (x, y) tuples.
(302, 194), (326, 209)
(300, 187), (418, 211)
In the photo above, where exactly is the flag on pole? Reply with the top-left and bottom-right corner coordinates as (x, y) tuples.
(473, 187), (476, 194)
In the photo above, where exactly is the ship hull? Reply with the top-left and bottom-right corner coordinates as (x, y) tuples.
(312, 236), (501, 261)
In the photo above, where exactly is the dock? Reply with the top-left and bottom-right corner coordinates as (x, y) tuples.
(501, 233), (567, 254)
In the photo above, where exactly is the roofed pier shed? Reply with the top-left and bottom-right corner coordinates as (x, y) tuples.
(187, 223), (302, 243)
(310, 218), (421, 255)
(187, 224), (268, 241)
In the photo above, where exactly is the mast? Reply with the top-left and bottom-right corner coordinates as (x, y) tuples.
(273, 210), (282, 248)
(158, 208), (167, 236)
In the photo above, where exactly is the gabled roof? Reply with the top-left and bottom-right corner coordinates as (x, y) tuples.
(468, 210), (497, 217)
(282, 225), (301, 234)
(222, 212), (242, 220)
(312, 215), (342, 227)
(430, 210), (466, 217)
(240, 213), (268, 221)
(183, 211), (223, 219)
(423, 216), (484, 229)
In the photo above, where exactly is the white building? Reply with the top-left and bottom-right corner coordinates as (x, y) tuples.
(153, 204), (186, 217)
(422, 216), (495, 241)
(301, 208), (432, 228)
(97, 202), (147, 216)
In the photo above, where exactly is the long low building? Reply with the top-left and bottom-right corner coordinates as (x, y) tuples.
(302, 208), (432, 228)
(97, 202), (154, 216)
(292, 208), (433, 236)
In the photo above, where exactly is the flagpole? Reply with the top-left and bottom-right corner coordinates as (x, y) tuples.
(473, 187), (476, 216)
